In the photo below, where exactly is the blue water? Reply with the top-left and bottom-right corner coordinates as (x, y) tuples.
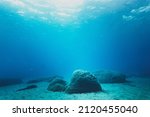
(0, 0), (150, 79)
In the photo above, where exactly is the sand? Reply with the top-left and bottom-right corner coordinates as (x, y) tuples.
(0, 77), (150, 100)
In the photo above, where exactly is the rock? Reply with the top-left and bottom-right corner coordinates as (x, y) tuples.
(93, 70), (126, 83)
(16, 85), (38, 92)
(0, 78), (23, 87)
(49, 78), (66, 86)
(48, 75), (64, 83)
(65, 69), (102, 94)
(47, 78), (67, 92)
(47, 83), (66, 92)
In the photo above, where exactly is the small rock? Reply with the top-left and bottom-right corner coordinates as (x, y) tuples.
(47, 78), (67, 92)
(16, 85), (37, 92)
(48, 75), (64, 83)
(49, 78), (66, 86)
(93, 70), (126, 83)
(48, 83), (66, 92)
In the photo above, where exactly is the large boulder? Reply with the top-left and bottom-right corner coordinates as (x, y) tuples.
(47, 78), (67, 92)
(65, 69), (102, 94)
(93, 70), (126, 83)
(0, 78), (23, 87)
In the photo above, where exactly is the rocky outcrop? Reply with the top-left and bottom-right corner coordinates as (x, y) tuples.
(93, 70), (126, 83)
(65, 69), (102, 94)
(48, 75), (64, 82)
(47, 83), (66, 92)
(47, 78), (67, 92)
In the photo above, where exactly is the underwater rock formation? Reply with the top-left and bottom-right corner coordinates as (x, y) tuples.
(16, 85), (38, 92)
(47, 78), (67, 92)
(48, 75), (64, 82)
(93, 70), (126, 83)
(0, 78), (23, 87)
(47, 83), (66, 92)
(65, 69), (102, 94)
(49, 78), (66, 86)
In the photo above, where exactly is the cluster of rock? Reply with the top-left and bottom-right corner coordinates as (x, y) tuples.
(0, 69), (127, 94)
(47, 69), (102, 94)
(46, 69), (127, 94)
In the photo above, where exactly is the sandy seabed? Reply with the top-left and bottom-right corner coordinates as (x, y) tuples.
(0, 77), (150, 100)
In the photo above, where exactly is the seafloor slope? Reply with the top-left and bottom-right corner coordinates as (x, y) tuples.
(0, 76), (150, 100)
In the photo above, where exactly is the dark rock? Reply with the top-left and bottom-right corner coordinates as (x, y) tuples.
(93, 70), (126, 83)
(65, 69), (102, 94)
(16, 85), (37, 92)
(0, 78), (23, 87)
(48, 75), (64, 83)
(47, 78), (67, 92)
(47, 83), (66, 92)
(49, 78), (66, 86)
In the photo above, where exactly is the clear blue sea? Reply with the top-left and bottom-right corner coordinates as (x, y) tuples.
(0, 0), (150, 79)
